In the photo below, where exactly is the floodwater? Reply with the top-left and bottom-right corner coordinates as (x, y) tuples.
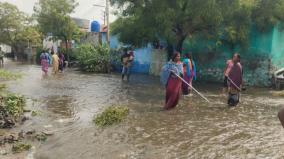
(2, 59), (284, 159)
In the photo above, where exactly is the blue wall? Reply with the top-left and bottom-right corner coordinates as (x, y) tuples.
(110, 36), (152, 74)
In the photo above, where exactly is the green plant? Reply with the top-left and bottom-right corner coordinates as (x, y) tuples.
(4, 94), (25, 117)
(31, 110), (38, 117)
(36, 133), (47, 142)
(12, 143), (31, 153)
(0, 83), (7, 91)
(94, 106), (129, 127)
(74, 43), (111, 73)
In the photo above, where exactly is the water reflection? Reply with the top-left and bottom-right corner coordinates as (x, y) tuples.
(44, 95), (75, 118)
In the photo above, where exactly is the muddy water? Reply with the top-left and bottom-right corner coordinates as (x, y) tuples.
(3, 60), (284, 159)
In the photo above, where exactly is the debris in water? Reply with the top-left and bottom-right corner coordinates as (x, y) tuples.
(12, 143), (31, 153)
(0, 69), (22, 80)
(93, 106), (129, 127)
(271, 91), (284, 97)
(31, 111), (38, 117)
(35, 133), (47, 142)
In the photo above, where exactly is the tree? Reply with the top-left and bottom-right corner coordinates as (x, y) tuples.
(0, 2), (24, 45)
(110, 0), (233, 52)
(0, 2), (42, 57)
(252, 0), (284, 31)
(111, 0), (284, 53)
(34, 0), (81, 61)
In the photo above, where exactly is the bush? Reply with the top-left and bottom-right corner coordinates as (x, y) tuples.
(94, 106), (129, 127)
(3, 94), (25, 117)
(12, 143), (31, 153)
(74, 43), (111, 73)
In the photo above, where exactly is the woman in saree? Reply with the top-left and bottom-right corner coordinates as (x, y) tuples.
(40, 50), (50, 76)
(58, 52), (65, 73)
(227, 53), (243, 106)
(161, 52), (183, 110)
(51, 51), (59, 74)
(182, 53), (196, 96)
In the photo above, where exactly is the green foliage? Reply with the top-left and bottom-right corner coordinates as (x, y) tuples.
(252, 0), (284, 31)
(34, 0), (81, 42)
(36, 133), (47, 142)
(74, 44), (111, 73)
(0, 2), (24, 45)
(12, 143), (31, 153)
(3, 94), (25, 117)
(0, 69), (21, 80)
(31, 111), (38, 117)
(0, 2), (42, 55)
(111, 0), (225, 50)
(0, 84), (6, 91)
(94, 106), (129, 127)
(110, 48), (125, 65)
(34, 0), (83, 61)
(111, 0), (284, 50)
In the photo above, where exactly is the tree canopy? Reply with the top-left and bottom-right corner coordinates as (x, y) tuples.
(110, 0), (284, 52)
(33, 0), (79, 41)
(34, 0), (82, 61)
(0, 2), (42, 53)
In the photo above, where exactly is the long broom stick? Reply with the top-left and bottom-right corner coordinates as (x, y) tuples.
(227, 76), (241, 91)
(170, 70), (210, 103)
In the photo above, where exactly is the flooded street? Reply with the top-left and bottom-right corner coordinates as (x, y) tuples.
(3, 60), (284, 159)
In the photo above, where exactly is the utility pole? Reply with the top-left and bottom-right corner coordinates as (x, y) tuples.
(93, 0), (110, 45)
(106, 0), (110, 45)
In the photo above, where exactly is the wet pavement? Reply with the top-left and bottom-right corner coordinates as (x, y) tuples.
(2, 59), (284, 159)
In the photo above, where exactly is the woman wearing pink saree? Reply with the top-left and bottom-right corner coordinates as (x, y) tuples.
(40, 51), (50, 76)
(161, 52), (183, 110)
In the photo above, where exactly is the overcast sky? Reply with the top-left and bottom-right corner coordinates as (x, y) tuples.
(0, 0), (116, 24)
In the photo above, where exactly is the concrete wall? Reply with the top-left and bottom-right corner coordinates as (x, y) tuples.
(271, 26), (284, 70)
(183, 26), (284, 86)
(149, 49), (167, 76)
(110, 25), (284, 86)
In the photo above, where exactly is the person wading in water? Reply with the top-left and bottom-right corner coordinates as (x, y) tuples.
(40, 50), (51, 76)
(161, 52), (183, 110)
(227, 53), (243, 107)
(0, 47), (5, 67)
(182, 53), (196, 96)
(51, 51), (59, 75)
(121, 48), (134, 82)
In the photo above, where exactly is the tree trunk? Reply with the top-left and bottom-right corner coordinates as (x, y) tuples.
(176, 35), (186, 53)
(166, 42), (174, 61)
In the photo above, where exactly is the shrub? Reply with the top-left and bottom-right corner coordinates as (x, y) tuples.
(74, 43), (111, 73)
(94, 106), (129, 127)
(3, 94), (25, 117)
(12, 143), (31, 153)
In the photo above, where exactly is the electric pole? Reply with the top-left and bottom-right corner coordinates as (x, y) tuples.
(93, 0), (110, 45)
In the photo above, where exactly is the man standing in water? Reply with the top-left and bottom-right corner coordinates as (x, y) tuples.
(227, 53), (243, 106)
(0, 47), (5, 67)
(121, 48), (134, 82)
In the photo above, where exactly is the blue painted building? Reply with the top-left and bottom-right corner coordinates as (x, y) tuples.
(109, 36), (160, 74)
